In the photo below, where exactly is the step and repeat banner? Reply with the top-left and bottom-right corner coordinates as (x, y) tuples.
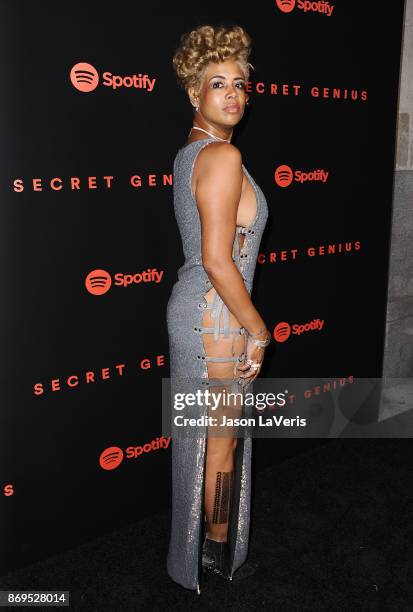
(0, 1), (405, 574)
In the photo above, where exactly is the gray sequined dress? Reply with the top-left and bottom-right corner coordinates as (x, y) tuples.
(166, 137), (268, 592)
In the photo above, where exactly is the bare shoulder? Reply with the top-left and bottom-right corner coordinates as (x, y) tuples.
(196, 141), (242, 170)
(192, 141), (243, 201)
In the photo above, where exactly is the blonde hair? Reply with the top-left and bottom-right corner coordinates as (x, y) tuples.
(172, 24), (254, 97)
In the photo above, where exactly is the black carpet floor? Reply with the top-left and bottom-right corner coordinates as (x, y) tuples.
(1, 439), (413, 611)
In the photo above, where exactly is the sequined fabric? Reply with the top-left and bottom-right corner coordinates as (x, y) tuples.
(166, 138), (269, 591)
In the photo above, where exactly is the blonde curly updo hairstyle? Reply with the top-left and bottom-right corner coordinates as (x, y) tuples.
(172, 24), (254, 99)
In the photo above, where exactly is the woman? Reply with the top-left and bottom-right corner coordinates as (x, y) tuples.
(166, 24), (271, 594)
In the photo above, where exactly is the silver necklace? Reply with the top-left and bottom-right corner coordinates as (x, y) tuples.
(190, 126), (231, 143)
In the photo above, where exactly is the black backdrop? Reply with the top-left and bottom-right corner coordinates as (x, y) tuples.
(0, 0), (405, 575)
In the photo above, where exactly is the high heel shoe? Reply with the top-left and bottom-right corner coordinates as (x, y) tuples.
(202, 536), (230, 579)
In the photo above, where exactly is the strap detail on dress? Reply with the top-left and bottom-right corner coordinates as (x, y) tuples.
(205, 356), (239, 362)
(198, 326), (245, 334)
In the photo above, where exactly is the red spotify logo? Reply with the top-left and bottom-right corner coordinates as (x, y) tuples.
(276, 0), (296, 13)
(275, 164), (329, 187)
(276, 0), (335, 16)
(273, 322), (292, 342)
(3, 483), (14, 496)
(273, 319), (325, 342)
(85, 269), (112, 295)
(274, 165), (294, 187)
(85, 268), (164, 294)
(100, 447), (124, 470)
(70, 62), (99, 92)
(70, 62), (156, 92)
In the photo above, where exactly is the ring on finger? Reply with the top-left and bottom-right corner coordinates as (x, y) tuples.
(245, 359), (261, 370)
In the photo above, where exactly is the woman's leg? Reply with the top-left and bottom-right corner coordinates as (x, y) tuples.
(204, 416), (238, 541)
(200, 288), (245, 543)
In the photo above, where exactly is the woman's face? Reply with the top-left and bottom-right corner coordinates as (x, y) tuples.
(189, 59), (249, 129)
